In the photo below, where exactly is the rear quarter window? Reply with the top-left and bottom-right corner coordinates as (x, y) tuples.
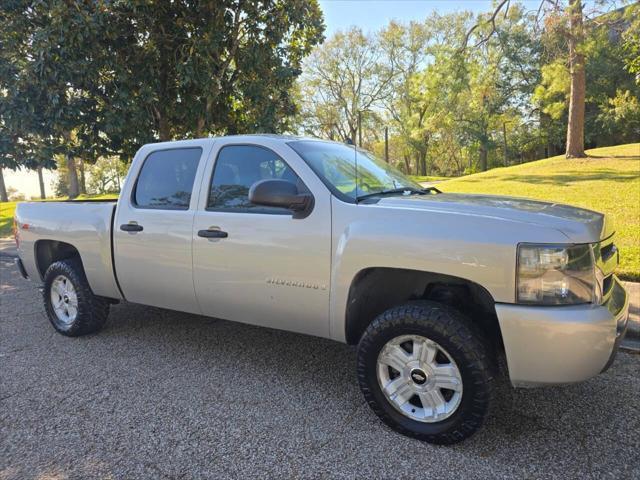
(133, 148), (202, 210)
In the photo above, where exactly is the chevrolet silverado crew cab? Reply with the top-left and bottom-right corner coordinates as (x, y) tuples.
(14, 135), (630, 444)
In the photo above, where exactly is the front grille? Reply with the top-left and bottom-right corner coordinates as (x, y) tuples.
(594, 234), (618, 304)
(595, 237), (618, 277)
(602, 274), (614, 299)
(600, 243), (617, 263)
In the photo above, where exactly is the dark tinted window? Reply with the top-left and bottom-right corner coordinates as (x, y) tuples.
(134, 148), (201, 209)
(208, 145), (301, 212)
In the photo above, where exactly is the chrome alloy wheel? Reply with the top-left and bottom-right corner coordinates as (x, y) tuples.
(50, 275), (78, 325)
(376, 335), (463, 423)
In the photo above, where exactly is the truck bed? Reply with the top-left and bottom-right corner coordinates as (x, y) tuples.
(14, 200), (122, 300)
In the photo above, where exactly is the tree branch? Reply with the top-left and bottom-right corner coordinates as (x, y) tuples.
(461, 0), (511, 50)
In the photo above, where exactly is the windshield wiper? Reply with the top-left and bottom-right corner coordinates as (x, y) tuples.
(356, 186), (440, 202)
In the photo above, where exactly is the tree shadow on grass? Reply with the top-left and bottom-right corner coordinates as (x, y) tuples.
(494, 170), (640, 186)
(586, 155), (639, 160)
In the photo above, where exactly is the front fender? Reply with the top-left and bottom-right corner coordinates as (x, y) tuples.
(328, 199), (569, 342)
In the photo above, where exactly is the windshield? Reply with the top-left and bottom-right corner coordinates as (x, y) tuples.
(288, 140), (422, 201)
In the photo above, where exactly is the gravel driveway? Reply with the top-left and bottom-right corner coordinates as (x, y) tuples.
(1, 257), (639, 479)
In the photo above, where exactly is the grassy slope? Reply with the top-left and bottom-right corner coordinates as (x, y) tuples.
(438, 143), (640, 281)
(409, 175), (450, 183)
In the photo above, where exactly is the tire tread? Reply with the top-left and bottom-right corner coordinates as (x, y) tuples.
(356, 300), (494, 445)
(43, 258), (109, 336)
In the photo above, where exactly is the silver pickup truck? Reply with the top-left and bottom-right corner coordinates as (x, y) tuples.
(14, 135), (629, 444)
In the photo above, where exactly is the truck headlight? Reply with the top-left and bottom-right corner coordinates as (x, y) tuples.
(517, 244), (596, 305)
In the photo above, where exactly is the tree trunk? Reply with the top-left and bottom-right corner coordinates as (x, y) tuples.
(502, 122), (508, 166)
(79, 161), (87, 194)
(565, 0), (586, 158)
(159, 117), (171, 142)
(66, 154), (80, 199)
(195, 117), (205, 138)
(479, 144), (488, 171)
(384, 127), (389, 163)
(349, 124), (357, 145)
(418, 151), (427, 176)
(37, 166), (46, 199)
(0, 167), (8, 202)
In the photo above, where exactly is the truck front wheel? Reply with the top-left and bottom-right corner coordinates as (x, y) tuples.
(356, 301), (494, 445)
(43, 259), (110, 336)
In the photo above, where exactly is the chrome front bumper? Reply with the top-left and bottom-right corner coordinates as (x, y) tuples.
(496, 275), (629, 387)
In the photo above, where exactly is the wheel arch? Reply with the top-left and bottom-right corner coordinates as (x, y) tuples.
(344, 267), (503, 350)
(34, 240), (85, 281)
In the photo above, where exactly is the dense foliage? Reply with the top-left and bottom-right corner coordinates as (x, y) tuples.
(297, 2), (639, 175)
(0, 0), (324, 198)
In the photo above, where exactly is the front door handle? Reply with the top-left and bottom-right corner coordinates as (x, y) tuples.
(198, 229), (228, 239)
(120, 223), (143, 232)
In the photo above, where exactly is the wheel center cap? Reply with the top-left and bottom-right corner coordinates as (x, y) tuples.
(410, 368), (428, 385)
(63, 294), (69, 303)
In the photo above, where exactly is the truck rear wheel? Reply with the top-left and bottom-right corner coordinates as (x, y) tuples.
(356, 301), (494, 445)
(43, 259), (110, 336)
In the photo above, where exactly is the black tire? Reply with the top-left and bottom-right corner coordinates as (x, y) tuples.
(43, 258), (110, 336)
(357, 301), (494, 445)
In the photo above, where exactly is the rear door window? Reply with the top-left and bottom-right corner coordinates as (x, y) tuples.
(133, 148), (202, 209)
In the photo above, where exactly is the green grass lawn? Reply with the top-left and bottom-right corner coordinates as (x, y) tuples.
(438, 143), (640, 281)
(410, 175), (450, 183)
(0, 201), (17, 238)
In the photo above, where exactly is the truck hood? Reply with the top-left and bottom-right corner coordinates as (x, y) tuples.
(376, 193), (611, 243)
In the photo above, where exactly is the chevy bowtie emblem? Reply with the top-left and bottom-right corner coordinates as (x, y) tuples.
(410, 369), (428, 385)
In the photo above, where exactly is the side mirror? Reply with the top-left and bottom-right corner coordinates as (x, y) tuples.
(248, 179), (313, 215)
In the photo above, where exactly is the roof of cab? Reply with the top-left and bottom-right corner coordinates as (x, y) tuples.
(142, 133), (331, 150)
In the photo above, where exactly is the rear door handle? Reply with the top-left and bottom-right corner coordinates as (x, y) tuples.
(198, 229), (228, 239)
(120, 223), (144, 232)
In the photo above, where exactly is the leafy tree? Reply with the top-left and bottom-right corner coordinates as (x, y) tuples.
(585, 8), (640, 145)
(298, 27), (396, 142)
(1, 1), (110, 198)
(379, 20), (433, 174)
(532, 3), (639, 150)
(465, 0), (630, 159)
(1, 4), (58, 200)
(101, 0), (324, 154)
(598, 89), (640, 139)
(621, 2), (640, 81)
(419, 6), (537, 172)
(87, 157), (130, 195)
(2, 0), (324, 197)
